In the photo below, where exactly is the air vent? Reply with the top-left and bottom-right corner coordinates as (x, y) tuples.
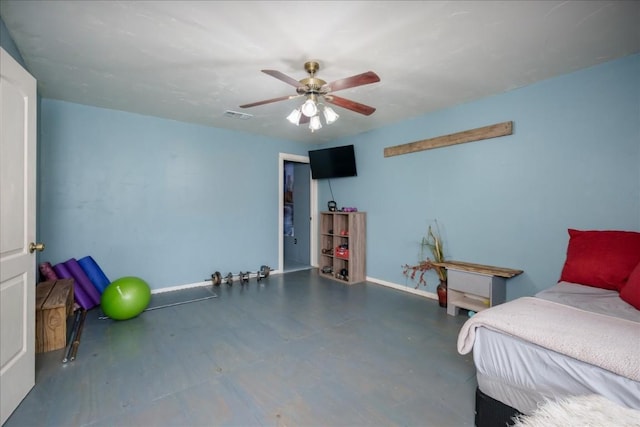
(224, 110), (253, 120)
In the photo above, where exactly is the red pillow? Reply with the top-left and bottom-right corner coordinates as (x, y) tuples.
(559, 229), (640, 291)
(620, 262), (640, 310)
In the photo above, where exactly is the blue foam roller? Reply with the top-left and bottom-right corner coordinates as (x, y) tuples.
(78, 255), (111, 294)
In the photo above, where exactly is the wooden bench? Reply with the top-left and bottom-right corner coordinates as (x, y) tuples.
(35, 279), (74, 353)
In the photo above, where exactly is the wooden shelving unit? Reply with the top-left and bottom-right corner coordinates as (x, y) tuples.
(318, 211), (366, 284)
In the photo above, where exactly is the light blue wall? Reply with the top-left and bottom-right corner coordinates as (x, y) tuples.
(36, 53), (639, 299)
(38, 101), (308, 289)
(324, 53), (640, 300)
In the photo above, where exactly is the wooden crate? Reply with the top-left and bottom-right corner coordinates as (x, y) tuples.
(35, 279), (74, 353)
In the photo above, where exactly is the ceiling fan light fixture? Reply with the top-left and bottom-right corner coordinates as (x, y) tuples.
(301, 96), (318, 117)
(286, 108), (301, 125)
(323, 106), (339, 125)
(242, 61), (380, 133)
(309, 115), (322, 132)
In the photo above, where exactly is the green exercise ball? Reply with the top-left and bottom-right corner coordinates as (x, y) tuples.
(101, 276), (151, 320)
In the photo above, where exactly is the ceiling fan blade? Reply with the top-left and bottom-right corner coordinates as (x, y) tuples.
(239, 94), (302, 109)
(324, 95), (376, 116)
(262, 70), (303, 88)
(322, 71), (380, 93)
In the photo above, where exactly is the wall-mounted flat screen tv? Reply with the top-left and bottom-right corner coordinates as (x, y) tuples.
(308, 145), (357, 180)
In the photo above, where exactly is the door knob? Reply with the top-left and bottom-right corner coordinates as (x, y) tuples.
(29, 242), (45, 253)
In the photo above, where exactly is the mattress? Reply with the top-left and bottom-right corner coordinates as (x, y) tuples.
(472, 281), (640, 414)
(536, 281), (640, 322)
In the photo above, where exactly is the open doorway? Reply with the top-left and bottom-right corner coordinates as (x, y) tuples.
(278, 153), (317, 273)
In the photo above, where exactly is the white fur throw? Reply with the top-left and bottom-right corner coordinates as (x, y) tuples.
(457, 297), (640, 381)
(512, 394), (640, 427)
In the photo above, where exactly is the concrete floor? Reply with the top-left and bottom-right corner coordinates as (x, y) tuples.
(6, 269), (477, 427)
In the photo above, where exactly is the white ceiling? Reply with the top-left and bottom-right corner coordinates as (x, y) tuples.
(2, 1), (639, 144)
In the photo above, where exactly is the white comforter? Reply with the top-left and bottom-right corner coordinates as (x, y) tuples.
(458, 296), (640, 381)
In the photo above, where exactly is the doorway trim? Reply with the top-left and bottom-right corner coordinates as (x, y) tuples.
(278, 153), (317, 273)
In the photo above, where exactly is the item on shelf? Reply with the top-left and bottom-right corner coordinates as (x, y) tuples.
(328, 201), (337, 212)
(341, 207), (358, 212)
(321, 248), (334, 255)
(336, 268), (349, 281)
(322, 266), (333, 274)
(335, 245), (349, 259)
(340, 230), (349, 236)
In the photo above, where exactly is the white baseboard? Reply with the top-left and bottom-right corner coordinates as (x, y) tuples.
(151, 281), (212, 294)
(151, 271), (430, 301)
(366, 276), (438, 300)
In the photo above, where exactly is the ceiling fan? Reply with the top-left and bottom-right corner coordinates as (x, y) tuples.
(240, 61), (380, 130)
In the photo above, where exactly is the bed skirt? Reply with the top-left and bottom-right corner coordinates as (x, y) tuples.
(475, 387), (521, 427)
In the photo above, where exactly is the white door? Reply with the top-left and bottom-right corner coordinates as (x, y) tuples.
(0, 47), (38, 425)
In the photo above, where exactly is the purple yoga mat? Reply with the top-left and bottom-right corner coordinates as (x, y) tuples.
(64, 258), (101, 308)
(39, 262), (58, 281)
(53, 262), (97, 310)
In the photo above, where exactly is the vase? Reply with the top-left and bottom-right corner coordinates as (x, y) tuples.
(436, 280), (447, 308)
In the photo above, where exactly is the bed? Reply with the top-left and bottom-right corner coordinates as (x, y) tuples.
(457, 229), (640, 426)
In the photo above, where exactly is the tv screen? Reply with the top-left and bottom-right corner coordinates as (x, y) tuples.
(308, 145), (357, 180)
